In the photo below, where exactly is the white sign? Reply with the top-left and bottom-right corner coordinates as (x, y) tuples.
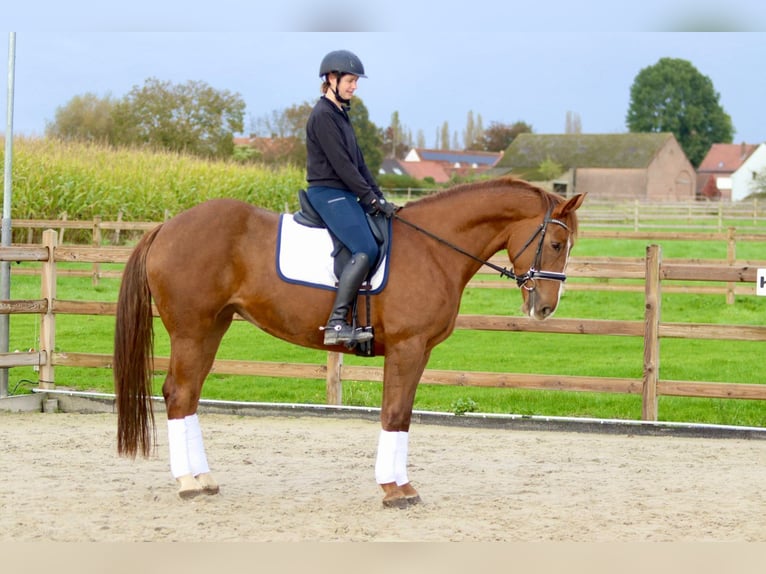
(758, 268), (766, 297)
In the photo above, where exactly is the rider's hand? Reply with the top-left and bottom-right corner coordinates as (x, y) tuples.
(370, 197), (397, 218)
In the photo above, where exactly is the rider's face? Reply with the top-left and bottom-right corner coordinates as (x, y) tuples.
(333, 74), (359, 100)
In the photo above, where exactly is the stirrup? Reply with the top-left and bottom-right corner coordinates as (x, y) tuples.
(321, 322), (373, 345)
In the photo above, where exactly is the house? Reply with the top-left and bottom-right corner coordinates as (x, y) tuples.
(496, 133), (696, 202)
(378, 157), (451, 183)
(696, 143), (766, 201)
(403, 148), (502, 181)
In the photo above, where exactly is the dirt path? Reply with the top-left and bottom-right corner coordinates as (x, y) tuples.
(1, 411), (764, 542)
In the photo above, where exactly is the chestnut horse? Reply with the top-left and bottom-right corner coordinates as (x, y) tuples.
(114, 177), (585, 508)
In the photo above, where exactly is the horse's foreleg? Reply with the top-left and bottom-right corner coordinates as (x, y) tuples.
(376, 344), (430, 508)
(376, 430), (420, 508)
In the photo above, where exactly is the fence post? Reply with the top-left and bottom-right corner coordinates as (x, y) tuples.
(92, 216), (102, 287)
(633, 200), (639, 231)
(717, 203), (723, 232)
(726, 227), (735, 305)
(114, 211), (123, 245)
(326, 351), (343, 405)
(58, 212), (67, 244)
(39, 229), (57, 390)
(642, 244), (661, 421)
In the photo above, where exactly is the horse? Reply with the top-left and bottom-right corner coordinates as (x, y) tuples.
(114, 176), (585, 508)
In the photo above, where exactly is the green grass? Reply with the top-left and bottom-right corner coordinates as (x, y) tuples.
(574, 236), (766, 260)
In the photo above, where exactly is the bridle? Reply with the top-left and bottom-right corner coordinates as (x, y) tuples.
(393, 201), (571, 290)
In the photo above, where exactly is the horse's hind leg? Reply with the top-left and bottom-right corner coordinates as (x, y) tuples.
(163, 321), (230, 499)
(167, 412), (219, 499)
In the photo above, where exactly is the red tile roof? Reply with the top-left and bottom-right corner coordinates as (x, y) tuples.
(698, 143), (758, 173)
(400, 160), (451, 183)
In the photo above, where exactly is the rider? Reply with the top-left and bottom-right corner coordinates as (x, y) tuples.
(305, 49), (397, 346)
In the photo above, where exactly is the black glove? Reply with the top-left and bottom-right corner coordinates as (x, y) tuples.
(370, 197), (397, 218)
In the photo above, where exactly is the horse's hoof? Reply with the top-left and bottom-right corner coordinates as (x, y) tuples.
(382, 496), (410, 509)
(399, 482), (422, 506)
(176, 474), (204, 499)
(380, 482), (409, 509)
(195, 472), (220, 495)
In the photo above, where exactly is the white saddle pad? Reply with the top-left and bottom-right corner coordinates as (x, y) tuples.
(276, 214), (388, 293)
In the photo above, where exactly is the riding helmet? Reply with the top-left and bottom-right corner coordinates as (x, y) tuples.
(319, 50), (366, 78)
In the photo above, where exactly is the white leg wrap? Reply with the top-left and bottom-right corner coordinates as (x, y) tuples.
(394, 431), (409, 486)
(185, 414), (210, 476)
(375, 430), (398, 484)
(167, 418), (191, 478)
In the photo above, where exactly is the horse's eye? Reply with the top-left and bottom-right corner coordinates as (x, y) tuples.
(551, 241), (563, 252)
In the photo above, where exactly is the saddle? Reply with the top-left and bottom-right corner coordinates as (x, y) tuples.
(293, 189), (390, 280)
(292, 189), (391, 357)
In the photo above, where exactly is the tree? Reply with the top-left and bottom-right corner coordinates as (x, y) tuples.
(472, 114), (485, 149)
(539, 157), (564, 180)
(246, 101), (313, 166)
(45, 92), (117, 143)
(752, 167), (766, 198)
(462, 111), (486, 150)
(348, 97), (383, 175)
(478, 121), (533, 152)
(382, 110), (410, 158)
(626, 57), (734, 167)
(439, 121), (450, 150)
(111, 77), (245, 159)
(565, 111), (582, 134)
(463, 111), (476, 150)
(252, 101), (313, 141)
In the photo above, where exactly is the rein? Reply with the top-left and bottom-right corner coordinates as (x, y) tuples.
(393, 203), (570, 289)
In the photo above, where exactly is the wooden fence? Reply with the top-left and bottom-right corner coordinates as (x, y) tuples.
(8, 216), (766, 302)
(385, 194), (766, 231)
(1, 229), (765, 422)
(9, 199), (766, 244)
(572, 198), (766, 232)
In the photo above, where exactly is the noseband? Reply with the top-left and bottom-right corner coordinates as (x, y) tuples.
(393, 202), (571, 289)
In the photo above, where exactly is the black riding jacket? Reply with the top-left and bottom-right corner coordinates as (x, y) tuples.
(306, 96), (382, 206)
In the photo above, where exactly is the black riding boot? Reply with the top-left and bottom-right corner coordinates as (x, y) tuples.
(323, 253), (373, 345)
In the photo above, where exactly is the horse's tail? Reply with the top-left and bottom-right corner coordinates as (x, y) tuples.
(115, 225), (163, 458)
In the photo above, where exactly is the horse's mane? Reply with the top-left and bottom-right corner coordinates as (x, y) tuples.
(406, 176), (547, 207)
(403, 176), (578, 234)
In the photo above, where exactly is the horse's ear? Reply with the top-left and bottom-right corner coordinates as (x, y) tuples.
(556, 193), (586, 217)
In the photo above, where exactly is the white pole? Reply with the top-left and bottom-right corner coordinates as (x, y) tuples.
(1, 32), (17, 397)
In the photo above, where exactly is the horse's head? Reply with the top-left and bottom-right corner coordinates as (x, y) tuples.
(508, 192), (586, 320)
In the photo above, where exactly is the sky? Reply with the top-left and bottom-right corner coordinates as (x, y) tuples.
(3, 5), (766, 148)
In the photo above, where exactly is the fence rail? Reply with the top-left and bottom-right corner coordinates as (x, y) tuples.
(8, 216), (766, 301)
(9, 201), (766, 246)
(572, 198), (766, 232)
(1, 229), (765, 422)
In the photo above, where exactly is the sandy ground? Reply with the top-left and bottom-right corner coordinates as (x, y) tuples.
(1, 411), (765, 542)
